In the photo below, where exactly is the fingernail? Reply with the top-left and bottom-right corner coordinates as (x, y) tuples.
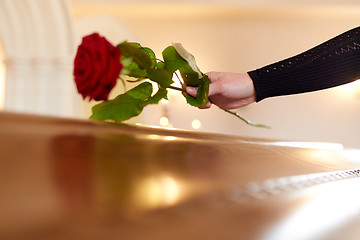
(186, 87), (196, 94)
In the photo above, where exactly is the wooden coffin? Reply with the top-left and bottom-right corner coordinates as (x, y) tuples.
(1, 112), (360, 240)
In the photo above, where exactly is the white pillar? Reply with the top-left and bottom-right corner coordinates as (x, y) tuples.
(0, 0), (80, 117)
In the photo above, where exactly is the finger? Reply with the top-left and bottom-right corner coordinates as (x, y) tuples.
(208, 80), (222, 97)
(205, 72), (224, 97)
(186, 86), (198, 97)
(199, 101), (211, 109)
(187, 79), (220, 98)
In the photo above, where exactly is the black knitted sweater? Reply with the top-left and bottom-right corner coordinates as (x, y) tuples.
(248, 26), (360, 102)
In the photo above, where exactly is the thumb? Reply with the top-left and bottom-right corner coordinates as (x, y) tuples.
(186, 86), (198, 97)
(206, 72), (223, 97)
(187, 83), (219, 98)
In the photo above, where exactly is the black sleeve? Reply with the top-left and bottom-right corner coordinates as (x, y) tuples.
(247, 26), (360, 102)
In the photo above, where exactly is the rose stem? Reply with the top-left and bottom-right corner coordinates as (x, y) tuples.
(167, 85), (270, 128)
(167, 86), (183, 91)
(220, 108), (271, 128)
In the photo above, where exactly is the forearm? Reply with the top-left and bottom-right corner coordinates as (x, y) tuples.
(248, 26), (360, 101)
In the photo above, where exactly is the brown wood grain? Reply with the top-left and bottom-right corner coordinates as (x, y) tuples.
(1, 112), (359, 240)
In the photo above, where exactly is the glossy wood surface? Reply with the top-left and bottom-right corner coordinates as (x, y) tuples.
(1, 112), (360, 240)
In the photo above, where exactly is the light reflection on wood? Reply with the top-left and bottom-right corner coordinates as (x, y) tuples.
(1, 112), (360, 240)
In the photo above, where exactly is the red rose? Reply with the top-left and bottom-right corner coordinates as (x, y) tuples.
(73, 33), (123, 101)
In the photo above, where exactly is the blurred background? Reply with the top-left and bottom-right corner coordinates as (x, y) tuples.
(1, 0), (360, 148)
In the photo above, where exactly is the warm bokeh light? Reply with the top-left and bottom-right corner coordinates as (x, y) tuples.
(191, 119), (201, 129)
(159, 116), (169, 126)
(139, 134), (177, 141)
(164, 136), (177, 141)
(135, 175), (182, 209)
(147, 134), (161, 140)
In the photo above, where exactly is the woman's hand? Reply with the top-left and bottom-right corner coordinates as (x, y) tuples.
(186, 72), (257, 109)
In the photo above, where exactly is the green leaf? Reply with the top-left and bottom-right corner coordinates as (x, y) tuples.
(157, 61), (165, 69)
(141, 47), (157, 68)
(145, 87), (167, 105)
(90, 82), (153, 121)
(121, 58), (147, 78)
(162, 45), (203, 86)
(179, 64), (203, 87)
(125, 43), (156, 66)
(118, 41), (152, 70)
(126, 42), (142, 48)
(185, 74), (210, 107)
(163, 44), (209, 107)
(162, 46), (188, 74)
(172, 43), (202, 78)
(147, 68), (173, 88)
